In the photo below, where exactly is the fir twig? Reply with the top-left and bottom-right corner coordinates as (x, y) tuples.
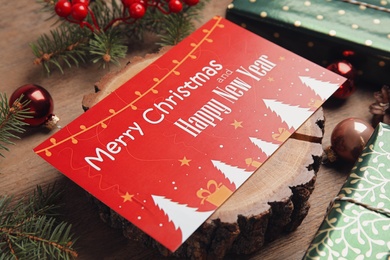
(93, 0), (123, 31)
(157, 11), (194, 46)
(30, 25), (90, 74)
(157, 1), (208, 46)
(0, 93), (31, 158)
(32, 0), (208, 75)
(89, 29), (127, 69)
(0, 184), (78, 259)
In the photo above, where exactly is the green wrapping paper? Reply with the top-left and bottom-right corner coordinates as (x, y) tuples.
(304, 123), (390, 259)
(226, 0), (390, 85)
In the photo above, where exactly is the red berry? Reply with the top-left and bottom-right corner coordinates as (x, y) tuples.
(122, 0), (145, 7)
(129, 3), (146, 18)
(55, 0), (72, 17)
(72, 0), (89, 6)
(71, 3), (88, 21)
(168, 0), (182, 13)
(183, 0), (199, 6)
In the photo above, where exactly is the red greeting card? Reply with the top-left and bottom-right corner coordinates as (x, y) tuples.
(34, 17), (344, 252)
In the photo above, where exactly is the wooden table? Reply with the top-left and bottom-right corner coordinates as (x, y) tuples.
(0, 1), (377, 259)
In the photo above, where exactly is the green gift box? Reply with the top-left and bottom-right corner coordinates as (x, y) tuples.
(304, 123), (390, 259)
(226, 0), (390, 85)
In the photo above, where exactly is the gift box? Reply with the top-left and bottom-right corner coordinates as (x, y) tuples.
(303, 123), (390, 259)
(226, 0), (390, 85)
(196, 180), (233, 207)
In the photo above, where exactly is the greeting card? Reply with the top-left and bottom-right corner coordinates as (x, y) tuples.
(34, 17), (344, 252)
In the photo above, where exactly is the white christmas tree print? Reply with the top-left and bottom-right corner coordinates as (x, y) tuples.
(151, 195), (214, 243)
(249, 137), (278, 157)
(211, 160), (252, 188)
(263, 99), (312, 129)
(299, 76), (340, 100)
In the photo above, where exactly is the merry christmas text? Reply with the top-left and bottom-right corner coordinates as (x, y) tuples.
(83, 55), (276, 170)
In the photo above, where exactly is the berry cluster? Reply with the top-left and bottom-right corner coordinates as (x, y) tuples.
(54, 0), (200, 32)
(55, 0), (89, 20)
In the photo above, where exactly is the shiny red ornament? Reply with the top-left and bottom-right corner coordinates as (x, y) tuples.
(9, 84), (54, 127)
(326, 60), (356, 99)
(330, 118), (374, 162)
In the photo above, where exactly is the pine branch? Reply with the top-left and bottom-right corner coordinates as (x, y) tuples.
(0, 93), (31, 158)
(156, 0), (208, 46)
(92, 0), (124, 31)
(0, 185), (78, 259)
(89, 29), (127, 69)
(157, 11), (194, 46)
(36, 0), (58, 13)
(28, 183), (64, 217)
(32, 0), (208, 75)
(30, 25), (90, 74)
(1, 216), (77, 259)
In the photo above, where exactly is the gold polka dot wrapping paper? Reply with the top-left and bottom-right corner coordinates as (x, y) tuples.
(303, 123), (390, 259)
(226, 0), (390, 86)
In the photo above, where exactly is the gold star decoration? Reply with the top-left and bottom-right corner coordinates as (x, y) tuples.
(267, 77), (274, 82)
(121, 192), (134, 203)
(279, 56), (285, 61)
(231, 119), (243, 129)
(179, 156), (191, 166)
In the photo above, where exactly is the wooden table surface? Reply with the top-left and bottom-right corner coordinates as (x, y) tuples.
(0, 1), (379, 259)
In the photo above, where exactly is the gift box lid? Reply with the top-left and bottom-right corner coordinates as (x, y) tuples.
(227, 0), (390, 61)
(304, 123), (390, 259)
(338, 122), (390, 209)
(304, 200), (390, 259)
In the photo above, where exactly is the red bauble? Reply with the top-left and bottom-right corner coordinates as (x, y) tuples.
(9, 84), (54, 127)
(55, 0), (72, 17)
(330, 118), (374, 162)
(326, 60), (356, 99)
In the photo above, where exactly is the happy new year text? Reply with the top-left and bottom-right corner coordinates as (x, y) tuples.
(174, 55), (276, 137)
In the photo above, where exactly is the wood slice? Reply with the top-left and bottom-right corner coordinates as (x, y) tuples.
(82, 49), (325, 259)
